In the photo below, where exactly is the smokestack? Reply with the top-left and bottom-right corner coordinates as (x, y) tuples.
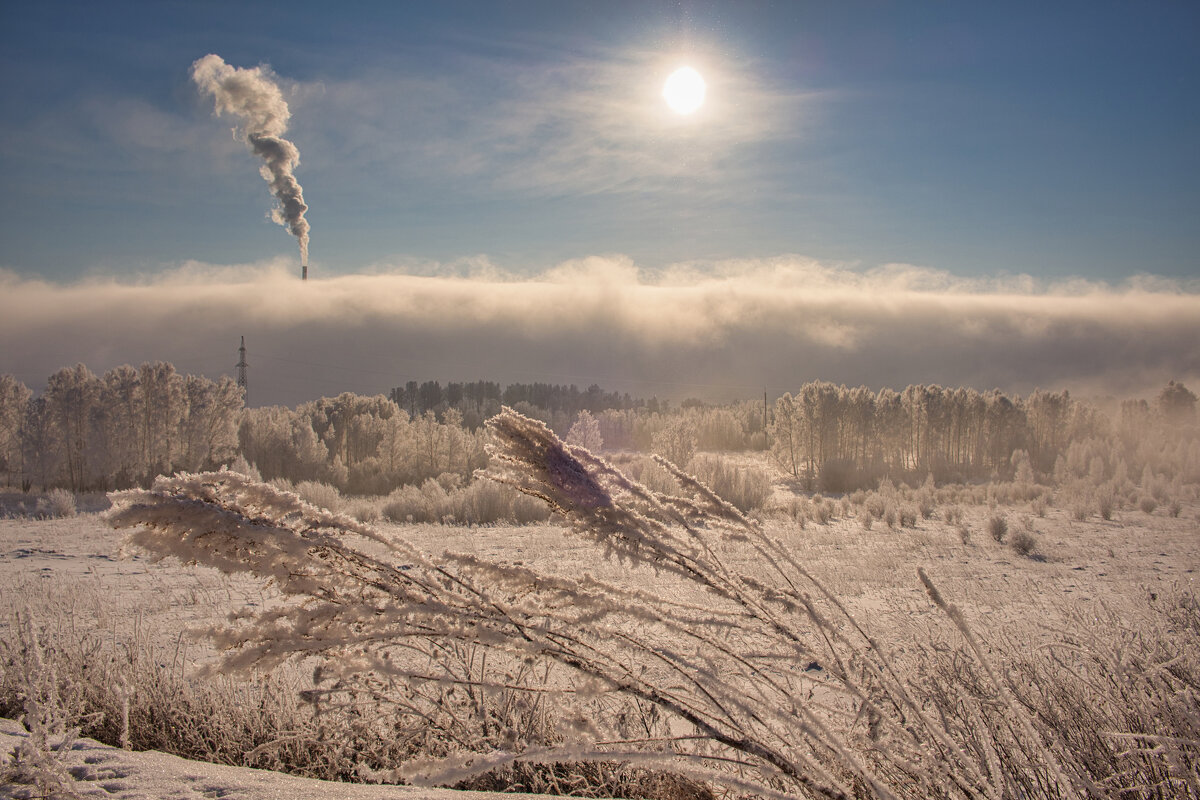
(191, 54), (310, 266)
(302, 264), (308, 281)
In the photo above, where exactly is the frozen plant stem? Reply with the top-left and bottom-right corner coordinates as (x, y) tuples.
(106, 408), (1088, 799)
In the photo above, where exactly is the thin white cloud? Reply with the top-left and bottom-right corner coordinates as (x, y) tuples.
(299, 41), (817, 201)
(2, 257), (1197, 406)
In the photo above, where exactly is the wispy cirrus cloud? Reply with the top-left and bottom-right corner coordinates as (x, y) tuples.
(2, 256), (1197, 407)
(298, 39), (819, 201)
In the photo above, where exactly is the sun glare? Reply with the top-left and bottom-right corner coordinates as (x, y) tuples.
(663, 66), (706, 114)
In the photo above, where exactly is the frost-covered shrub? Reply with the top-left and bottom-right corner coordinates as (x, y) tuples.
(1096, 486), (1117, 521)
(460, 478), (509, 524)
(918, 495), (936, 520)
(818, 458), (875, 493)
(350, 502), (380, 523)
(987, 514), (1008, 543)
(381, 478), (552, 526)
(511, 492), (552, 525)
(294, 480), (343, 514)
(382, 484), (428, 523)
(0, 613), (80, 796)
(1009, 529), (1037, 557)
(227, 454), (262, 482)
(267, 476), (295, 493)
(43, 488), (76, 518)
(774, 495), (808, 527)
(810, 494), (833, 524)
(452, 478), (551, 525)
(434, 471), (463, 494)
(864, 490), (888, 520)
(633, 458), (683, 497)
(389, 479), (446, 524)
(422, 478), (453, 523)
(0, 604), (424, 784)
(687, 455), (771, 513)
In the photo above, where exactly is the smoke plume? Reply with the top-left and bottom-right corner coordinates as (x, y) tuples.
(191, 54), (310, 264)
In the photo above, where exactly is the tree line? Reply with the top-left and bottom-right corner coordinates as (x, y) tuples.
(0, 364), (243, 491)
(387, 380), (655, 432)
(769, 380), (1197, 490)
(1, 362), (1195, 495)
(240, 394), (487, 495)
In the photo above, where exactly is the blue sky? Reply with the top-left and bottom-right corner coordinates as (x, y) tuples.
(3, 0), (1198, 282)
(2, 1), (1199, 404)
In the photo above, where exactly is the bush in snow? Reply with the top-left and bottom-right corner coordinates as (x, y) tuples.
(987, 514), (1008, 543)
(380, 477), (551, 526)
(686, 454), (771, 513)
(43, 488), (76, 519)
(1009, 529), (1038, 557)
(293, 480), (343, 514)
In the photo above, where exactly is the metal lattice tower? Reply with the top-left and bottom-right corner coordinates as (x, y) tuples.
(236, 336), (248, 402)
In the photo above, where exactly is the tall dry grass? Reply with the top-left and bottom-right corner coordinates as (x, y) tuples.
(6, 408), (1195, 799)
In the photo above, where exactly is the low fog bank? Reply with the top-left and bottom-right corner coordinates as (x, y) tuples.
(3, 256), (1198, 406)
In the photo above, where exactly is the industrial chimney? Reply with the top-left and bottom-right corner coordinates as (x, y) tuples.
(302, 264), (308, 280)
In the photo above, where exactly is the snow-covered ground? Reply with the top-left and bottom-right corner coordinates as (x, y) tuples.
(2, 501), (1197, 797)
(0, 716), (540, 800)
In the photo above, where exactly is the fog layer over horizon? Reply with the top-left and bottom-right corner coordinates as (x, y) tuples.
(3, 256), (1198, 407)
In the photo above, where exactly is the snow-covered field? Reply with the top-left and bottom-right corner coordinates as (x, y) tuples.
(0, 715), (538, 800)
(5, 504), (1196, 662)
(2, 498), (1197, 798)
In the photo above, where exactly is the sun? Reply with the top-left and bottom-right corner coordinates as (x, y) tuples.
(663, 66), (706, 114)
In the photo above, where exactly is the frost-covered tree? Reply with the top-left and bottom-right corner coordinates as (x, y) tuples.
(179, 374), (243, 471)
(1027, 389), (1072, 474)
(694, 407), (744, 451)
(239, 405), (329, 483)
(101, 365), (145, 486)
(650, 415), (696, 467)
(137, 362), (186, 479)
(44, 364), (104, 490)
(376, 411), (418, 482)
(441, 407), (467, 472)
(303, 393), (397, 474)
(21, 398), (57, 490)
(770, 393), (802, 479)
(595, 408), (636, 450)
(1157, 380), (1197, 426)
(415, 409), (443, 476)
(0, 375), (31, 486)
(565, 409), (603, 452)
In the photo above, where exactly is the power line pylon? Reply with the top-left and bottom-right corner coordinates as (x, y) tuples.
(236, 336), (248, 404)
